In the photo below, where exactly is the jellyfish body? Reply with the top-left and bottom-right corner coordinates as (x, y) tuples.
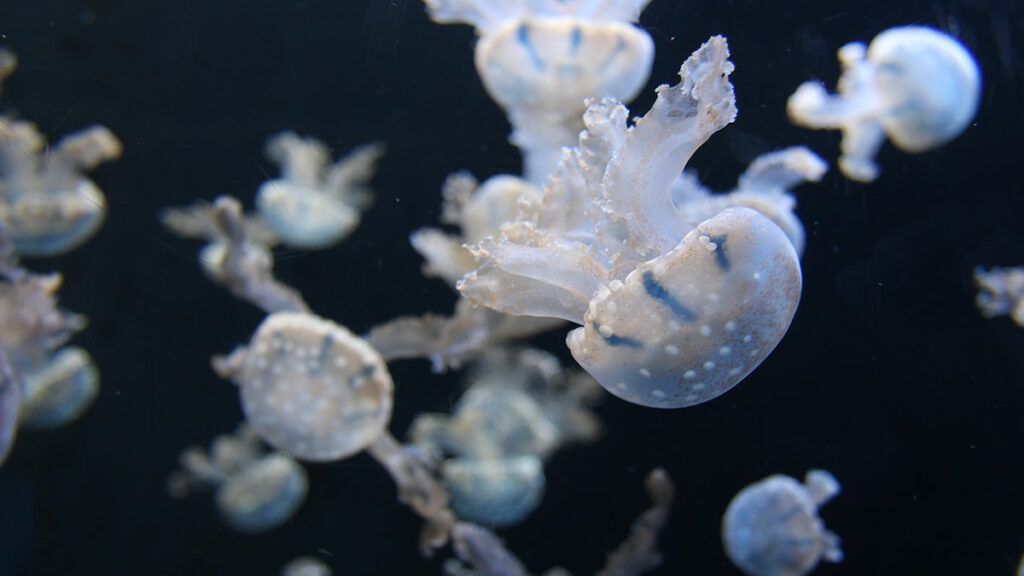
(216, 454), (309, 533)
(568, 207), (801, 408)
(254, 132), (383, 250)
(215, 312), (394, 462)
(722, 470), (843, 576)
(788, 25), (981, 181)
(16, 346), (99, 430)
(169, 427), (309, 533)
(0, 121), (121, 257)
(443, 455), (545, 527)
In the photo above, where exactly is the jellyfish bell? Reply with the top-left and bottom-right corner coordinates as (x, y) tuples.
(0, 181), (108, 257)
(443, 455), (545, 528)
(255, 181), (359, 250)
(17, 346), (99, 430)
(867, 25), (981, 152)
(216, 453), (309, 533)
(475, 18), (653, 114)
(567, 207), (802, 409)
(722, 470), (843, 576)
(216, 312), (394, 462)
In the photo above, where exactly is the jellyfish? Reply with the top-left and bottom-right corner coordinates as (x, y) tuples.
(442, 455), (546, 527)
(422, 0), (655, 184)
(0, 118), (122, 257)
(161, 196), (310, 314)
(168, 426), (309, 533)
(722, 470), (843, 576)
(254, 132), (384, 250)
(1, 52), (121, 258)
(15, 346), (99, 430)
(974, 266), (1024, 326)
(458, 37), (804, 408)
(408, 348), (601, 526)
(281, 557), (332, 576)
(0, 235), (93, 466)
(213, 310), (456, 553)
(213, 311), (393, 462)
(787, 25), (981, 182)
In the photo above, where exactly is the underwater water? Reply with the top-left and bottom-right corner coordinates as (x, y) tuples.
(0, 0), (1021, 575)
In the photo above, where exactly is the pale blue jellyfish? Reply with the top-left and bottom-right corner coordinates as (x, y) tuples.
(788, 25), (981, 181)
(213, 311), (393, 462)
(722, 470), (843, 576)
(255, 132), (384, 250)
(169, 426), (309, 533)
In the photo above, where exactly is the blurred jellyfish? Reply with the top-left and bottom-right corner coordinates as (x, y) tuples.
(722, 470), (843, 576)
(443, 456), (546, 527)
(974, 266), (1024, 326)
(0, 53), (121, 258)
(459, 37), (805, 408)
(422, 0), (654, 184)
(0, 231), (93, 465)
(16, 346), (99, 430)
(169, 426), (309, 533)
(788, 25), (981, 182)
(255, 132), (384, 249)
(409, 348), (601, 526)
(280, 556), (332, 576)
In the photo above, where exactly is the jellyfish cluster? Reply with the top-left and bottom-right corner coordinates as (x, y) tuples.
(0, 48), (120, 466)
(0, 0), (1003, 574)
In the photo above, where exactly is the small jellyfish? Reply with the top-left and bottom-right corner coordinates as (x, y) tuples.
(169, 426), (309, 533)
(409, 348), (601, 526)
(213, 311), (393, 462)
(443, 455), (546, 527)
(16, 346), (99, 430)
(722, 470), (843, 576)
(161, 196), (310, 314)
(787, 25), (981, 182)
(255, 132), (384, 250)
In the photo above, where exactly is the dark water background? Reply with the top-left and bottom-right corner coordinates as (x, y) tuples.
(0, 0), (1021, 574)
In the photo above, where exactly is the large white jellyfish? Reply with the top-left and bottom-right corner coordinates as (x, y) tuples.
(722, 470), (843, 576)
(422, 0), (655, 184)
(458, 37), (804, 408)
(788, 25), (981, 182)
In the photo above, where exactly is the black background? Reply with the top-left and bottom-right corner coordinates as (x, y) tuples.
(0, 0), (1021, 574)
